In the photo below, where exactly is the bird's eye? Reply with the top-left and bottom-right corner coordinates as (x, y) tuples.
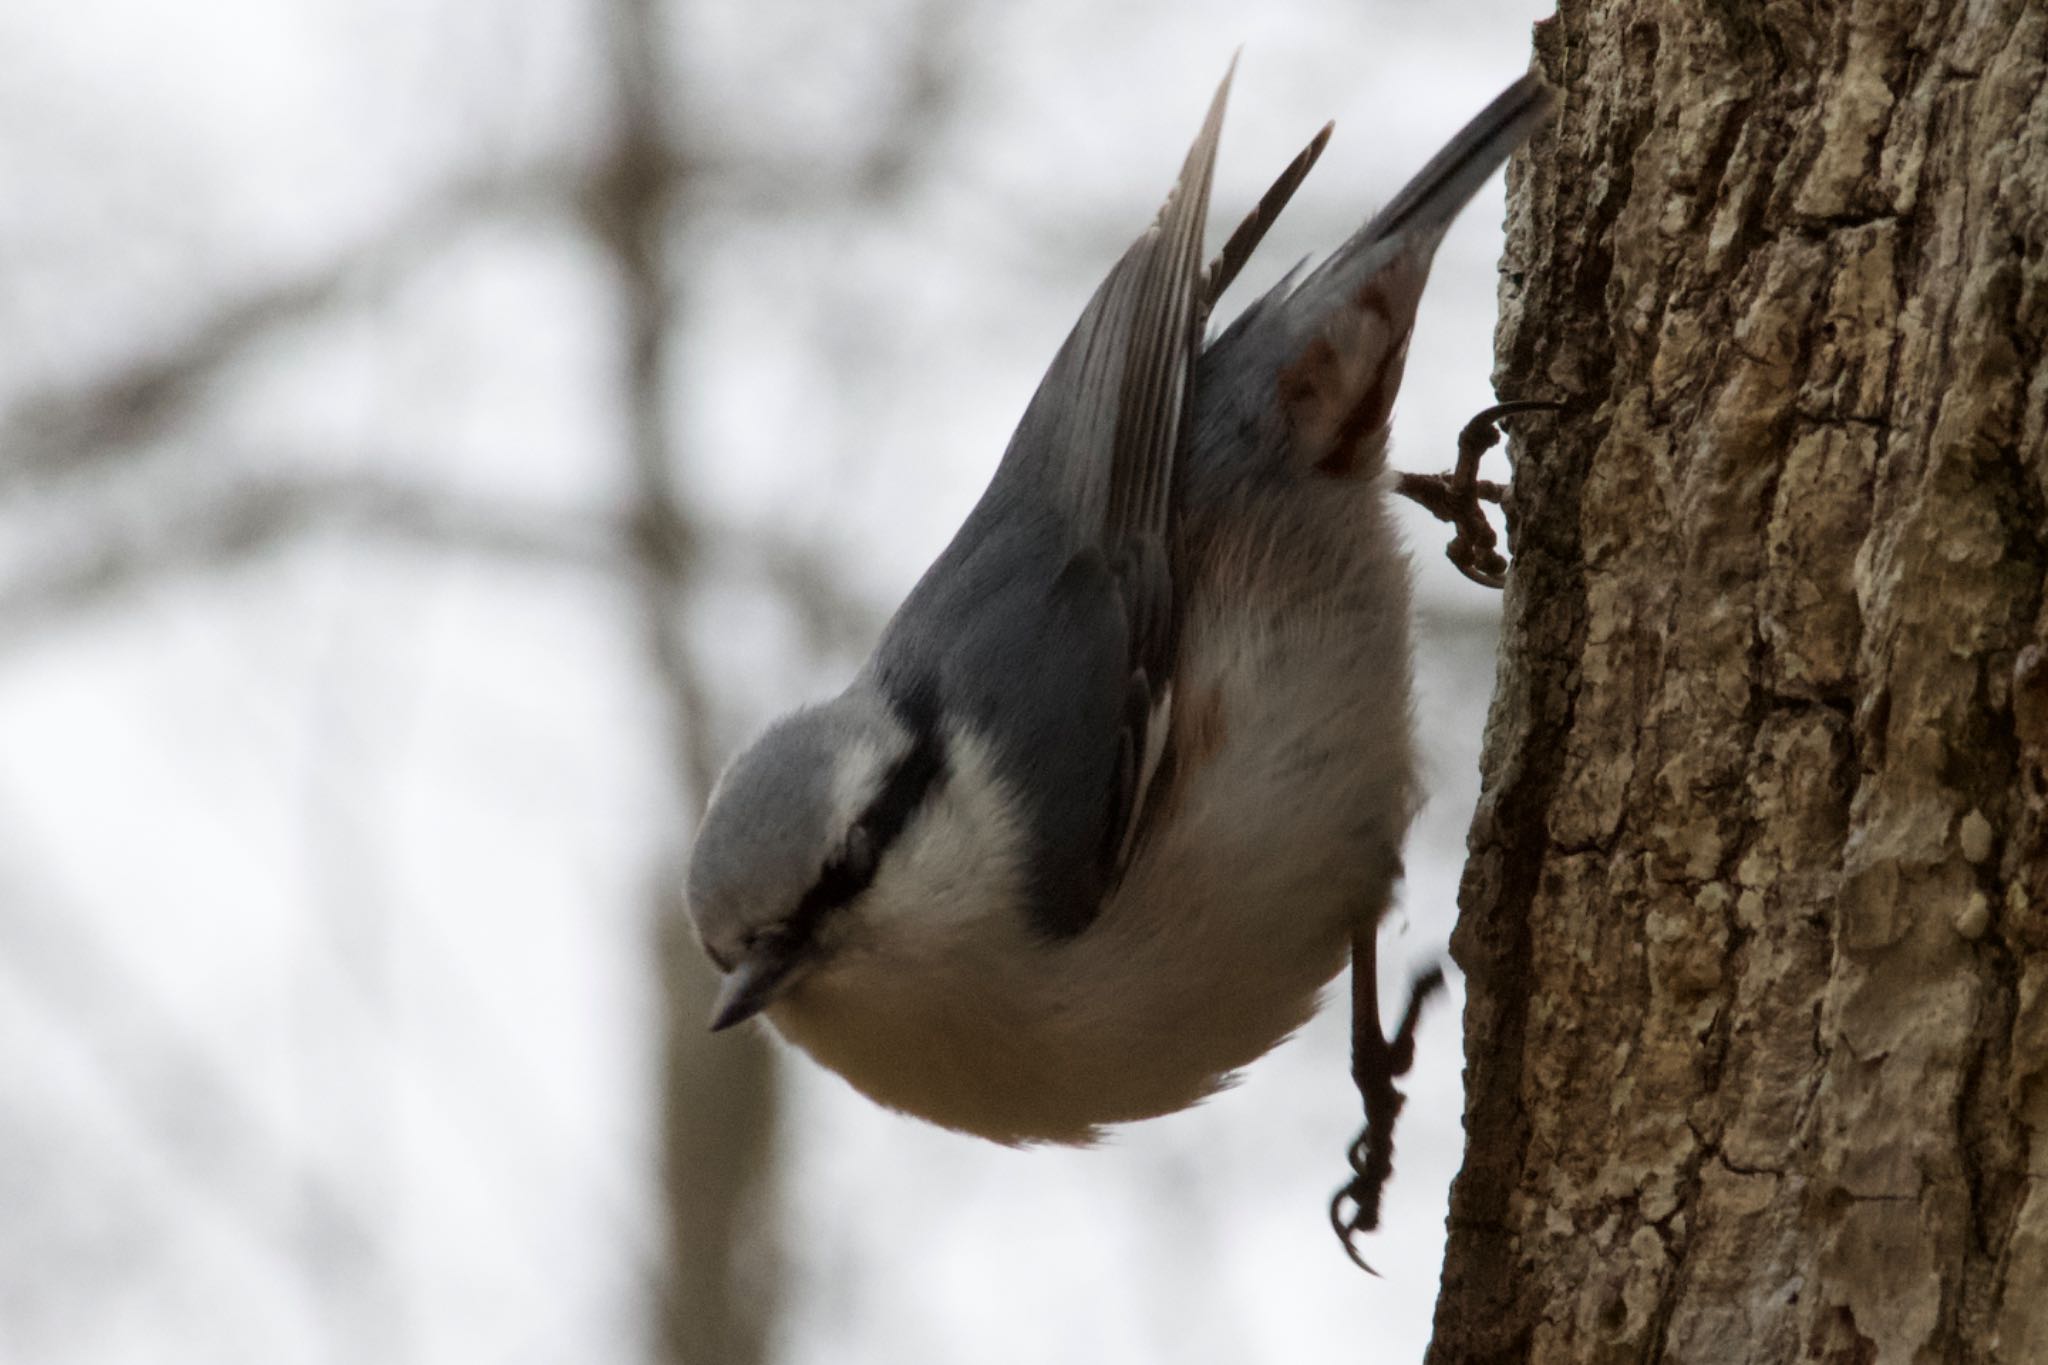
(838, 824), (876, 885)
(741, 926), (789, 960)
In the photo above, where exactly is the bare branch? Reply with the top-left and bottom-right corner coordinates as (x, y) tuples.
(1, 0), (969, 514)
(0, 467), (881, 653)
(596, 5), (782, 1362)
(0, 171), (575, 492)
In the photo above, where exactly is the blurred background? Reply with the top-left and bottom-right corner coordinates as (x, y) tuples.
(0, 1), (1550, 1361)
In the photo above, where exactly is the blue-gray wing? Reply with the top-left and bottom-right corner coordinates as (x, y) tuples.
(991, 65), (1227, 587)
(875, 70), (1229, 936)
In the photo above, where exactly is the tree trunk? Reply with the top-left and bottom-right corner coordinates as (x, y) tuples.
(1431, 3), (2048, 1362)
(592, 3), (782, 1362)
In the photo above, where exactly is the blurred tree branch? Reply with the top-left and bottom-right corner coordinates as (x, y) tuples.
(0, 174), (574, 491)
(3, 0), (968, 505)
(0, 468), (879, 655)
(0, 4), (974, 1361)
(590, 3), (782, 1364)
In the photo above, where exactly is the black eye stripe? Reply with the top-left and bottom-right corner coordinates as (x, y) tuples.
(780, 689), (948, 952)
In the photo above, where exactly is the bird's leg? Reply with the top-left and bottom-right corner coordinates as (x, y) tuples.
(1329, 923), (1446, 1273)
(1392, 399), (1561, 589)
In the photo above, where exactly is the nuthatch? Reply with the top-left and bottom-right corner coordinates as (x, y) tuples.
(686, 65), (1553, 1264)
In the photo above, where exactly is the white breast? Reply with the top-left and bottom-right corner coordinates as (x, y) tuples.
(771, 479), (1415, 1145)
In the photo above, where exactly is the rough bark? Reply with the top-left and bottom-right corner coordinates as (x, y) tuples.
(1432, 3), (2048, 1362)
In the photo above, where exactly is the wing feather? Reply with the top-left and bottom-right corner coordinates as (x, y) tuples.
(989, 64), (1228, 582)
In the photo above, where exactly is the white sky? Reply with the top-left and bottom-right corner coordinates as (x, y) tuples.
(0, 1), (1554, 1361)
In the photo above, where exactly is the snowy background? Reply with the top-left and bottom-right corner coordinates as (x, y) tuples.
(0, 1), (1550, 1361)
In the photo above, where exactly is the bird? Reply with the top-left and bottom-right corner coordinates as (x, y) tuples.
(684, 63), (1554, 1262)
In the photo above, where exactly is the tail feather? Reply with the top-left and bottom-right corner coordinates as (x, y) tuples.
(1270, 73), (1553, 477)
(1290, 73), (1554, 323)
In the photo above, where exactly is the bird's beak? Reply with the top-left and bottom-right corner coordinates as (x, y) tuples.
(708, 947), (801, 1032)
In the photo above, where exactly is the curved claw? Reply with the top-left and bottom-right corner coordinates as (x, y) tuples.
(1328, 1079), (1409, 1272)
(1394, 400), (1563, 589)
(1330, 1123), (1399, 1274)
(1328, 966), (1449, 1271)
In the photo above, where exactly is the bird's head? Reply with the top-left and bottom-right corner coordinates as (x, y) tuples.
(685, 681), (955, 1030)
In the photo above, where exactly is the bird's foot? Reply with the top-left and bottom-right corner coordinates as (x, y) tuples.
(1393, 400), (1561, 589)
(1330, 965), (1447, 1272)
